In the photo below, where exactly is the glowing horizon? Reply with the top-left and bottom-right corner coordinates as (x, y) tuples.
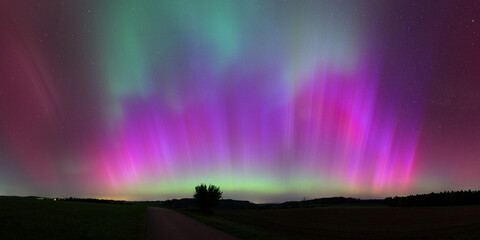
(1, 1), (479, 202)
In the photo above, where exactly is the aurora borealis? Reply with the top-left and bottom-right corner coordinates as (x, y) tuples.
(1, 1), (479, 202)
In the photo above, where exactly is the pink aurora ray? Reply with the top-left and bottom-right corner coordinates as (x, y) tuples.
(85, 58), (418, 196)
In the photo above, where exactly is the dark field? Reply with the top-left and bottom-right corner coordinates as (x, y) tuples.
(3, 196), (480, 240)
(0, 197), (146, 240)
(187, 206), (480, 240)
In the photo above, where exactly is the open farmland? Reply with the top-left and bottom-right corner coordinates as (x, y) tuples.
(209, 206), (480, 240)
(0, 197), (146, 240)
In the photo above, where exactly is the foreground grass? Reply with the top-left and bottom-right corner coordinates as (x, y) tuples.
(179, 206), (480, 240)
(177, 209), (289, 240)
(0, 196), (146, 240)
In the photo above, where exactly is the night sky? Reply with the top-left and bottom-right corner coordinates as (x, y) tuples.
(1, 0), (479, 202)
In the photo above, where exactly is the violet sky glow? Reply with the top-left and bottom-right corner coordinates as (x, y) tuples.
(1, 1), (480, 202)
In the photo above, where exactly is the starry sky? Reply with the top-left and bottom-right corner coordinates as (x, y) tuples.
(1, 0), (479, 202)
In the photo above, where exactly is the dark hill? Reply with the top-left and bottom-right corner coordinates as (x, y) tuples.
(160, 198), (256, 210)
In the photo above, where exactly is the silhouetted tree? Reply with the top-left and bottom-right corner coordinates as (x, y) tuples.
(194, 184), (222, 213)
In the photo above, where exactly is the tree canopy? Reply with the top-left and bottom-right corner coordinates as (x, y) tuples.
(194, 184), (222, 213)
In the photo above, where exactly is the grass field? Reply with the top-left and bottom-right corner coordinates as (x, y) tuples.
(3, 195), (480, 240)
(178, 208), (290, 240)
(0, 196), (146, 240)
(183, 206), (480, 240)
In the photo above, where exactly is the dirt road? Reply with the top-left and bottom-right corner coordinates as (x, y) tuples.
(146, 207), (241, 240)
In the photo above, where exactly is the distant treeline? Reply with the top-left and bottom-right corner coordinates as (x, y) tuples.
(278, 197), (385, 209)
(280, 197), (361, 208)
(159, 197), (385, 210)
(54, 190), (480, 208)
(385, 190), (480, 207)
(60, 197), (128, 205)
(161, 198), (256, 210)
